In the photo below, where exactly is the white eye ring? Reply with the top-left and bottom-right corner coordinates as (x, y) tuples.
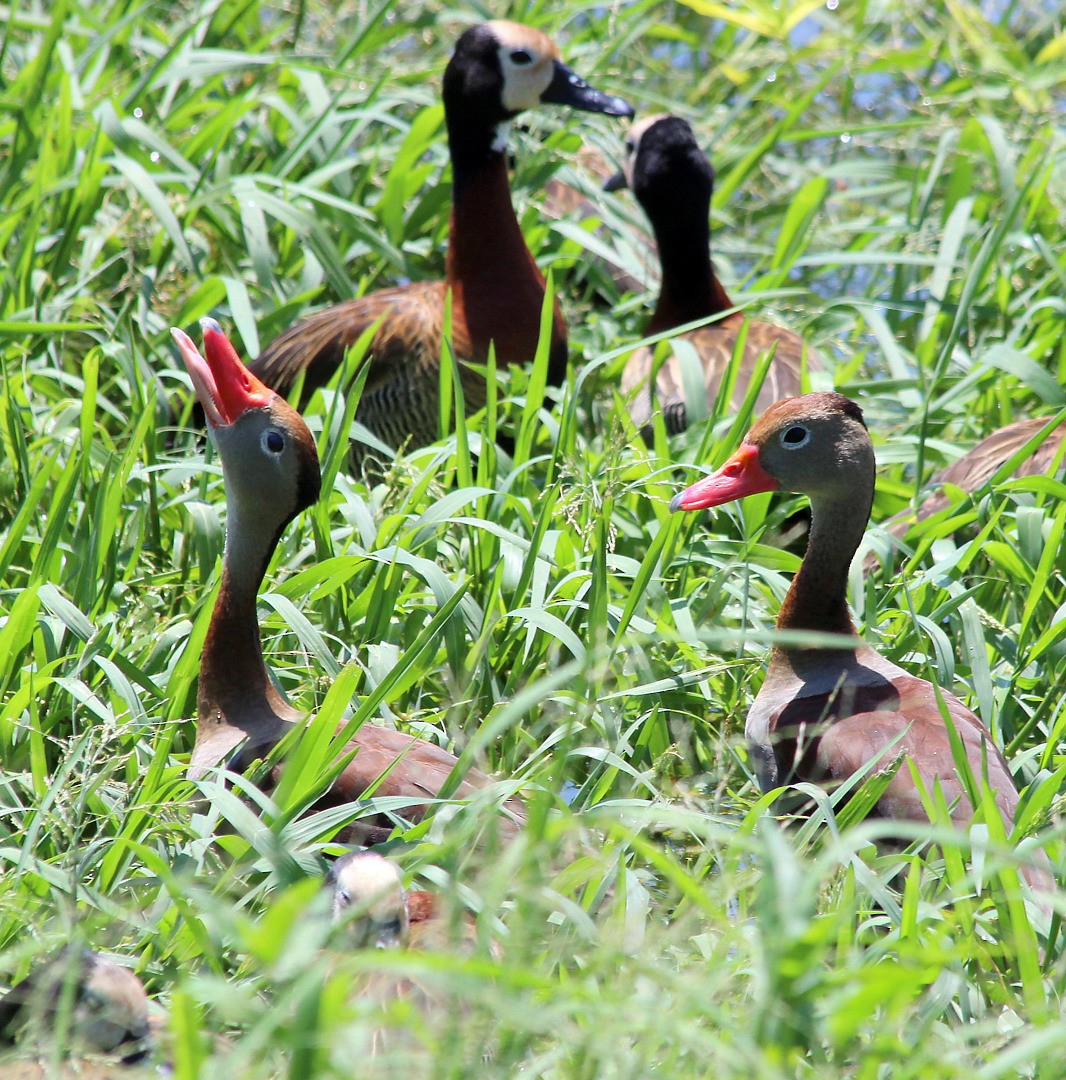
(780, 424), (810, 449)
(261, 430), (285, 454)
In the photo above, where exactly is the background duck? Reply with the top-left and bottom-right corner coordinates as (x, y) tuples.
(870, 412), (1066, 563)
(606, 115), (822, 436)
(176, 318), (524, 842)
(670, 392), (1051, 893)
(248, 20), (633, 458)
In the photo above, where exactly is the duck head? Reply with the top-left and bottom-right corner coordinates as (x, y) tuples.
(444, 21), (632, 156)
(605, 114), (714, 213)
(328, 851), (410, 950)
(671, 393), (873, 512)
(173, 318), (321, 542)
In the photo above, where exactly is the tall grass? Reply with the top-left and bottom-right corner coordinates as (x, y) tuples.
(0, 0), (1064, 1075)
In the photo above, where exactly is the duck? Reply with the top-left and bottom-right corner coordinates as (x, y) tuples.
(0, 948), (152, 1073)
(248, 21), (633, 456)
(329, 850), (411, 950)
(174, 318), (524, 842)
(605, 115), (822, 437)
(328, 850), (477, 953)
(870, 413), (1066, 560)
(327, 850), (491, 1047)
(669, 392), (1050, 892)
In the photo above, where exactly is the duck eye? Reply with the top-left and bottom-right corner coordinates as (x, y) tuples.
(509, 48), (533, 65)
(624, 138), (635, 153)
(262, 431), (285, 454)
(781, 425), (809, 448)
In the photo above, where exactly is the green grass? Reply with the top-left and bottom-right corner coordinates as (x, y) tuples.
(0, 0), (1065, 1075)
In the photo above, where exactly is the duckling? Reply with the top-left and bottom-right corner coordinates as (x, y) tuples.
(0, 948), (153, 1075)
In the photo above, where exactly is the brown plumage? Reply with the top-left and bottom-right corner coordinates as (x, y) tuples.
(670, 393), (1051, 893)
(606, 115), (822, 436)
(175, 319), (524, 843)
(873, 413), (1066, 554)
(249, 21), (633, 455)
(0, 948), (152, 1074)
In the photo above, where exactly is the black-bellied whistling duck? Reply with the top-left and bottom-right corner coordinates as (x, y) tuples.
(174, 318), (524, 842)
(872, 413), (1066, 559)
(249, 21), (633, 453)
(670, 393), (1050, 891)
(0, 949), (152, 1070)
(606, 115), (822, 436)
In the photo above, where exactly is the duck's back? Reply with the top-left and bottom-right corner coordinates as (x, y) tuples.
(622, 315), (819, 435)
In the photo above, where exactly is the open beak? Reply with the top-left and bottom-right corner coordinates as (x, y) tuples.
(670, 443), (778, 512)
(172, 317), (274, 428)
(540, 60), (633, 117)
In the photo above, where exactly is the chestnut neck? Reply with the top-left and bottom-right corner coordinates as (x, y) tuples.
(197, 498), (297, 756)
(771, 487), (872, 664)
(446, 147), (544, 291)
(646, 204), (733, 335)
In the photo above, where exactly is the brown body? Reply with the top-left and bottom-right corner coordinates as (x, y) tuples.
(176, 321), (524, 843)
(249, 22), (632, 455)
(876, 413), (1066, 548)
(671, 393), (1050, 892)
(607, 116), (820, 436)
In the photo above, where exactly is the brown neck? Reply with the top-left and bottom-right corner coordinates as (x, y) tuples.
(446, 152), (544, 292)
(774, 491), (870, 653)
(196, 509), (296, 766)
(446, 151), (568, 380)
(646, 208), (734, 335)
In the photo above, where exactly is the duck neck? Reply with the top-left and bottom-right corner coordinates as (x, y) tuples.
(446, 133), (541, 288)
(445, 120), (567, 381)
(197, 496), (295, 755)
(647, 211), (733, 334)
(773, 490), (870, 656)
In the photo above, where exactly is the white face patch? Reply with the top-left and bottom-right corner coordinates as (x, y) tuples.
(491, 120), (511, 153)
(496, 43), (554, 113)
(619, 114), (674, 188)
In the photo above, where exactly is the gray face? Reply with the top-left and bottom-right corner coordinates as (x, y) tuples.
(750, 404), (874, 501)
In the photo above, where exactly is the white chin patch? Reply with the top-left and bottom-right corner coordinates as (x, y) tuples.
(491, 121), (511, 154)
